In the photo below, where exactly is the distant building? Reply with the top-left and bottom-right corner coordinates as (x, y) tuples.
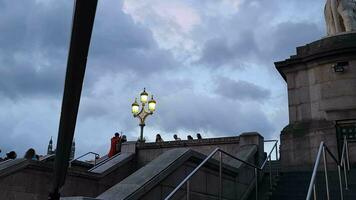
(47, 137), (55, 155)
(47, 137), (76, 160)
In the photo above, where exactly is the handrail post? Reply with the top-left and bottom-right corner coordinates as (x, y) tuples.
(322, 146), (330, 200)
(219, 151), (222, 200)
(186, 180), (190, 200)
(275, 142), (279, 176)
(269, 155), (272, 189)
(345, 138), (350, 171)
(255, 168), (258, 200)
(313, 184), (317, 200)
(343, 158), (349, 190)
(337, 165), (344, 200)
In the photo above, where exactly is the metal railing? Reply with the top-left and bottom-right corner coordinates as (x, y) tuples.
(164, 140), (279, 200)
(306, 136), (351, 200)
(69, 151), (100, 167)
(88, 152), (122, 172)
(0, 159), (13, 166)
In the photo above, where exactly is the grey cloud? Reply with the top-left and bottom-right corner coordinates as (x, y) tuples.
(86, 0), (180, 77)
(214, 76), (271, 102)
(0, 0), (320, 157)
(267, 22), (323, 61)
(0, 0), (180, 100)
(197, 30), (259, 69)
(155, 91), (275, 137)
(195, 0), (324, 71)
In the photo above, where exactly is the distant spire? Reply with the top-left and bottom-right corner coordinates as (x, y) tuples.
(47, 137), (54, 155)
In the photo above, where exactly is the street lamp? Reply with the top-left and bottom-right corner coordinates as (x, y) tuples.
(131, 88), (157, 142)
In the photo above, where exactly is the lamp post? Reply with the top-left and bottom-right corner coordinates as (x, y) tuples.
(131, 88), (156, 142)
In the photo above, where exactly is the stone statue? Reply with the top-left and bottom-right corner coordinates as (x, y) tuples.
(325, 0), (356, 35)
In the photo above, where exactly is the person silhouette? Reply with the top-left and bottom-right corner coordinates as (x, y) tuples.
(156, 134), (164, 142)
(173, 134), (181, 141)
(197, 133), (202, 140)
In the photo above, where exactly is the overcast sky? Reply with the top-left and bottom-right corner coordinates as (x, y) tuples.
(0, 0), (326, 158)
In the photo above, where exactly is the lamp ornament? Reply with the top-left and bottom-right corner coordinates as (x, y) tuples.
(131, 88), (157, 142)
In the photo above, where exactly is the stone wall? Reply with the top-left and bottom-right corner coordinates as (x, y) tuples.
(133, 133), (264, 168)
(96, 147), (259, 200)
(141, 159), (255, 200)
(0, 157), (135, 200)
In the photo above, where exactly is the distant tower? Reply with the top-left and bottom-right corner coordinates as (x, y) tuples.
(70, 139), (76, 160)
(47, 137), (54, 155)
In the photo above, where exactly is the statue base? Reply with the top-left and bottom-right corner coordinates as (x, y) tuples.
(275, 32), (356, 171)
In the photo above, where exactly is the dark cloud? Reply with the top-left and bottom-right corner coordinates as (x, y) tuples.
(0, 0), (325, 157)
(196, 30), (259, 69)
(0, 0), (72, 99)
(214, 76), (271, 102)
(0, 0), (179, 100)
(267, 22), (323, 61)
(195, 0), (324, 71)
(86, 0), (180, 80)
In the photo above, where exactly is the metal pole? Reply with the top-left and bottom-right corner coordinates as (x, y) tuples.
(269, 155), (272, 189)
(343, 158), (349, 190)
(275, 143), (279, 176)
(139, 124), (145, 142)
(322, 146), (330, 200)
(313, 183), (316, 200)
(219, 151), (222, 200)
(187, 180), (190, 200)
(255, 168), (258, 200)
(313, 184), (317, 200)
(49, 1), (98, 199)
(337, 165), (344, 200)
(345, 139), (350, 171)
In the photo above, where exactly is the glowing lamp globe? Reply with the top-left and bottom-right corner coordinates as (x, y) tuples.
(140, 88), (149, 104)
(148, 96), (156, 112)
(131, 99), (140, 115)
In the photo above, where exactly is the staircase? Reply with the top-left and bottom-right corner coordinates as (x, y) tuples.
(269, 169), (356, 200)
(246, 159), (356, 200)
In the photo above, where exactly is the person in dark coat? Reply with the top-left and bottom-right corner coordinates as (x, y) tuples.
(4, 151), (17, 160)
(187, 135), (193, 140)
(121, 135), (127, 143)
(156, 134), (164, 142)
(173, 134), (181, 141)
(197, 133), (202, 140)
(24, 148), (39, 160)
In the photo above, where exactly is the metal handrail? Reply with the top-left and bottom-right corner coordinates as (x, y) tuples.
(164, 140), (278, 200)
(69, 151), (100, 166)
(88, 152), (122, 172)
(306, 136), (350, 200)
(0, 159), (13, 166)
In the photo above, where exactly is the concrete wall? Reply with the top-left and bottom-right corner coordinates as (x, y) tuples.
(0, 157), (135, 200)
(134, 133), (264, 168)
(141, 159), (255, 200)
(95, 146), (259, 200)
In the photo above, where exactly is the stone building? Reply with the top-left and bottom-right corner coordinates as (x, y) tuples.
(275, 32), (356, 171)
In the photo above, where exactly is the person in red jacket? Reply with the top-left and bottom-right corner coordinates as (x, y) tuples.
(108, 132), (121, 158)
